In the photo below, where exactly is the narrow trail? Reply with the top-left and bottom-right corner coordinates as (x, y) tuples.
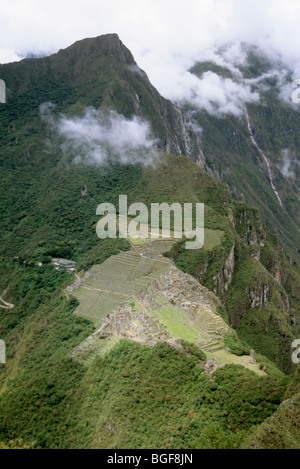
(139, 252), (173, 265)
(131, 240), (174, 266)
(81, 286), (130, 297)
(0, 295), (14, 309)
(244, 106), (283, 208)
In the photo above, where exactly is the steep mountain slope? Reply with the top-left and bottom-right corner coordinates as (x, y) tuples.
(0, 35), (299, 449)
(0, 33), (204, 165)
(186, 48), (300, 262)
(245, 366), (300, 449)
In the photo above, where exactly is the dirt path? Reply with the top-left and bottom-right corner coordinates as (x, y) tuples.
(82, 286), (130, 297)
(139, 252), (173, 265)
(130, 240), (174, 265)
(0, 295), (14, 309)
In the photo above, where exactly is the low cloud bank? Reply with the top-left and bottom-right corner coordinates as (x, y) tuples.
(279, 149), (300, 182)
(181, 69), (260, 117)
(160, 42), (295, 117)
(2, 1), (300, 118)
(40, 104), (158, 166)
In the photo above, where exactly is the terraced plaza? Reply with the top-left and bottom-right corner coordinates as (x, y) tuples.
(67, 235), (265, 376)
(68, 250), (171, 323)
(67, 232), (234, 365)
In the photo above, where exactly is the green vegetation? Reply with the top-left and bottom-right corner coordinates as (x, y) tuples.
(0, 291), (93, 448)
(0, 35), (300, 449)
(187, 52), (300, 263)
(179, 340), (207, 361)
(244, 368), (300, 448)
(190, 61), (235, 81)
(167, 202), (298, 372)
(224, 329), (251, 356)
(69, 340), (289, 449)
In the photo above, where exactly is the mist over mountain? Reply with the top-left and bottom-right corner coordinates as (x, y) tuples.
(0, 34), (205, 166)
(40, 104), (159, 166)
(0, 33), (300, 450)
(177, 45), (300, 262)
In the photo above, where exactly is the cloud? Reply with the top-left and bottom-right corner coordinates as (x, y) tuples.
(40, 104), (158, 166)
(0, 48), (21, 63)
(122, 0), (300, 114)
(2, 1), (300, 116)
(279, 148), (300, 182)
(176, 70), (261, 117)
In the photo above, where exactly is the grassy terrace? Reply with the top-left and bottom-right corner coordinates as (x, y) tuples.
(67, 217), (234, 363)
(70, 250), (171, 323)
(148, 293), (226, 352)
(67, 228), (266, 376)
(73, 290), (126, 322)
(68, 242), (267, 376)
(70, 334), (121, 366)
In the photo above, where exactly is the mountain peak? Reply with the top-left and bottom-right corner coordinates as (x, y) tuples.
(56, 33), (137, 66)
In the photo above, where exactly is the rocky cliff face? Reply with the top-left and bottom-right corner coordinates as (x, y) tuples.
(168, 198), (298, 371)
(234, 206), (267, 261)
(187, 52), (300, 263)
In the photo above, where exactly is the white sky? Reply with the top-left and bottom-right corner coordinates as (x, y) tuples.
(1, 0), (300, 113)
